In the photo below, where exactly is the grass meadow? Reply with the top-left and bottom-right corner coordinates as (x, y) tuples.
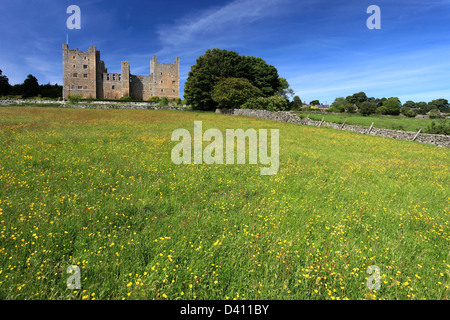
(294, 112), (443, 133)
(0, 106), (449, 300)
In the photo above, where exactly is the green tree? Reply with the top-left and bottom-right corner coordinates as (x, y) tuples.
(331, 97), (345, 108)
(184, 49), (281, 110)
(212, 77), (263, 108)
(379, 97), (401, 115)
(277, 77), (294, 100)
(40, 83), (62, 98)
(359, 101), (377, 115)
(327, 97), (345, 112)
(309, 100), (320, 106)
(402, 100), (416, 109)
(290, 95), (302, 110)
(345, 92), (368, 107)
(344, 101), (357, 113)
(22, 74), (40, 98)
(401, 107), (416, 117)
(0, 69), (12, 96)
(428, 99), (449, 113)
(416, 102), (430, 115)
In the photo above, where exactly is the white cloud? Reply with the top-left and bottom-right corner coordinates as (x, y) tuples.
(155, 0), (291, 56)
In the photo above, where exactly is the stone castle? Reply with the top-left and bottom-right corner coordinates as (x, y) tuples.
(62, 44), (180, 100)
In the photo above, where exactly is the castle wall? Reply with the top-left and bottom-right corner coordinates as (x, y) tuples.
(129, 75), (153, 101)
(101, 72), (125, 100)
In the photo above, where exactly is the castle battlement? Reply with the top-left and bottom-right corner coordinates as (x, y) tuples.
(62, 44), (180, 100)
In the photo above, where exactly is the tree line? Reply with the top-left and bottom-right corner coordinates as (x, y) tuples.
(0, 70), (62, 98)
(183, 49), (449, 118)
(324, 92), (449, 117)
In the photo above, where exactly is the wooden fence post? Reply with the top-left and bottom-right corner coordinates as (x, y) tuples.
(367, 122), (374, 134)
(412, 128), (422, 141)
(318, 117), (324, 127)
(340, 119), (347, 130)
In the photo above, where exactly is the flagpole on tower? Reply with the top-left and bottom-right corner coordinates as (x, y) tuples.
(66, 33), (69, 45)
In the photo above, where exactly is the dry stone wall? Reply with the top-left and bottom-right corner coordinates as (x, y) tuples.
(215, 108), (450, 148)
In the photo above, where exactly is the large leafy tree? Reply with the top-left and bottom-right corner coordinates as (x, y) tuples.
(0, 69), (12, 96)
(184, 49), (282, 110)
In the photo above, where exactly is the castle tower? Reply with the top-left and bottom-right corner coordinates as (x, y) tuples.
(150, 55), (180, 99)
(121, 62), (130, 98)
(62, 44), (100, 99)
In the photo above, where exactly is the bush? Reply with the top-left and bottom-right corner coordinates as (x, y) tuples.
(67, 94), (82, 104)
(426, 120), (450, 135)
(119, 96), (132, 101)
(428, 109), (443, 119)
(148, 96), (160, 103)
(242, 97), (267, 110)
(326, 105), (345, 113)
(158, 97), (169, 106)
(242, 95), (288, 112)
(401, 107), (416, 118)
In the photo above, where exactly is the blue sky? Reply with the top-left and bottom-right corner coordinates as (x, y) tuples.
(1, 0), (449, 104)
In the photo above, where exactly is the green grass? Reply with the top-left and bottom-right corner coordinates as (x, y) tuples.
(295, 112), (443, 133)
(0, 107), (449, 300)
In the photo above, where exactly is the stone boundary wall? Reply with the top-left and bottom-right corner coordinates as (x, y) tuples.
(0, 99), (186, 111)
(0, 99), (62, 105)
(58, 104), (185, 111)
(216, 108), (450, 148)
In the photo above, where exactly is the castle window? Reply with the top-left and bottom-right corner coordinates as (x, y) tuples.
(172, 81), (176, 84)
(160, 72), (163, 75)
(119, 75), (121, 81)
(84, 86), (88, 89)
(83, 65), (88, 69)
(161, 89), (164, 92)
(161, 80), (163, 84)
(72, 56), (75, 59)
(107, 74), (110, 80)
(78, 86), (82, 89)
(173, 90), (176, 93)
(112, 85), (115, 90)
(73, 73), (78, 77)
(71, 85), (75, 89)
(113, 75), (116, 81)
(72, 65), (76, 69)
(83, 74), (88, 78)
